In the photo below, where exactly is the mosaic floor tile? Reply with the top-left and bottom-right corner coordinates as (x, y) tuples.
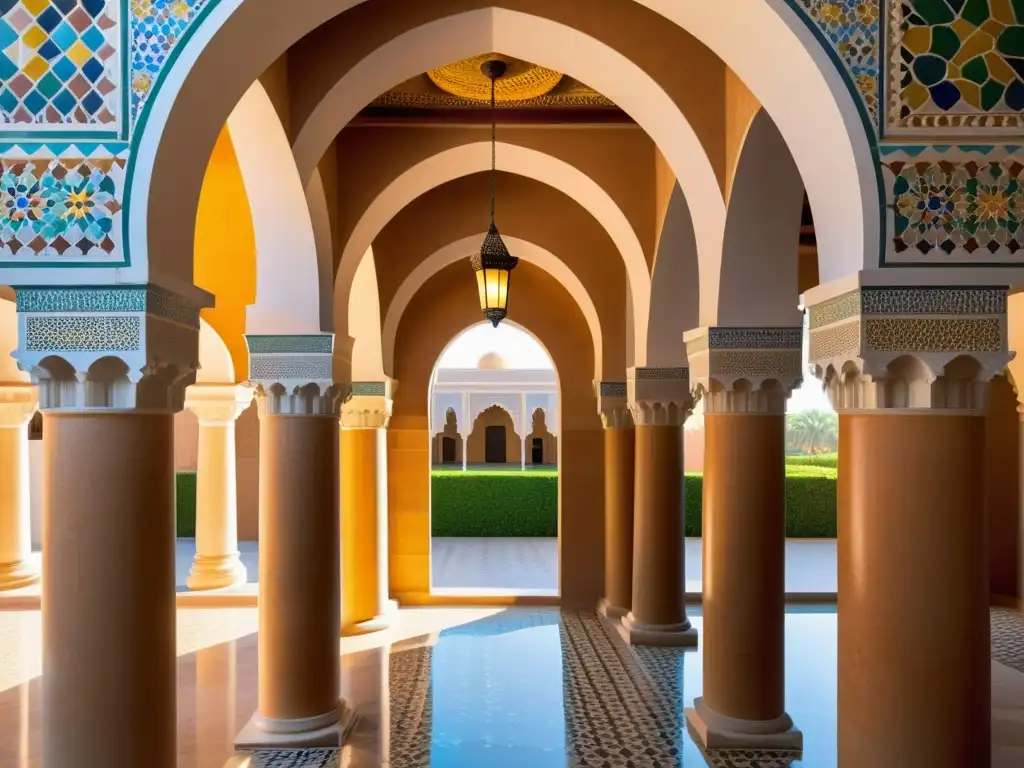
(250, 750), (339, 768)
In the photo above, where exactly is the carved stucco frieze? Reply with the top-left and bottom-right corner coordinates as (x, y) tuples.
(684, 327), (803, 415)
(594, 380), (632, 429)
(245, 333), (351, 417)
(806, 287), (1013, 412)
(184, 383), (255, 425)
(626, 367), (696, 427)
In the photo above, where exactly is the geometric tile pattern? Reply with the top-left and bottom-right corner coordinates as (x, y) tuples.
(797, 0), (881, 127)
(597, 381), (627, 397)
(886, 156), (1024, 258)
(16, 284), (199, 324)
(888, 0), (1024, 132)
(351, 381), (388, 396)
(248, 354), (333, 382)
(0, 0), (121, 126)
(809, 286), (1007, 328)
(24, 314), (139, 350)
(863, 316), (1002, 352)
(244, 334), (334, 354)
(248, 751), (338, 768)
(130, 0), (210, 125)
(0, 154), (124, 259)
(991, 606), (1024, 675)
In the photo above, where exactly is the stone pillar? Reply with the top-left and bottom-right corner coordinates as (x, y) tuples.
(0, 384), (39, 591)
(805, 283), (1009, 768)
(10, 284), (204, 768)
(340, 382), (396, 634)
(682, 327), (804, 749)
(185, 383), (254, 590)
(235, 333), (355, 748)
(620, 367), (697, 646)
(595, 381), (634, 619)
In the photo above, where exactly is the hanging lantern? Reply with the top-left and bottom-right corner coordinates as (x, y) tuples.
(471, 59), (518, 327)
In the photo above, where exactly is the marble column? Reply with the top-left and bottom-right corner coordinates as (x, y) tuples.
(235, 379), (354, 747)
(596, 383), (634, 620)
(805, 282), (1008, 768)
(0, 384), (39, 591)
(682, 326), (803, 749)
(340, 388), (396, 635)
(620, 367), (697, 647)
(185, 383), (254, 590)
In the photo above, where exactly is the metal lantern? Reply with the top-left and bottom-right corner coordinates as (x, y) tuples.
(471, 59), (518, 327)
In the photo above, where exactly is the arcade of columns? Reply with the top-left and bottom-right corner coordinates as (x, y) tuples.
(0, 284), (1015, 767)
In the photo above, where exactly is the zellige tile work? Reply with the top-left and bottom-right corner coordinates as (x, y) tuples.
(0, 0), (121, 126)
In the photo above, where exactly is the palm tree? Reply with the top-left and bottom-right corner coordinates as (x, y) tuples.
(786, 410), (838, 454)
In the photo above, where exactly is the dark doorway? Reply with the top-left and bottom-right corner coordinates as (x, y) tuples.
(442, 436), (456, 463)
(531, 437), (543, 464)
(485, 425), (507, 463)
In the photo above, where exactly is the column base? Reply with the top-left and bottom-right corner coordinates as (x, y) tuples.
(618, 612), (698, 647)
(0, 557), (40, 591)
(186, 553), (248, 591)
(342, 599), (399, 636)
(597, 598), (629, 620)
(685, 697), (802, 750)
(234, 700), (357, 750)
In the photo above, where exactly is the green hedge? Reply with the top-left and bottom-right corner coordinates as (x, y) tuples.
(432, 471), (837, 538)
(176, 472), (197, 538)
(785, 452), (838, 469)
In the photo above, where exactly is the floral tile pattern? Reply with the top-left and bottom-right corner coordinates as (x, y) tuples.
(797, 0), (881, 128)
(130, 0), (211, 125)
(888, 0), (1024, 131)
(0, 0), (122, 127)
(0, 153), (124, 259)
(884, 149), (1024, 259)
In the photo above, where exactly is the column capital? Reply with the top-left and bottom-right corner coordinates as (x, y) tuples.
(805, 283), (1013, 413)
(12, 284), (203, 413)
(0, 383), (38, 426)
(184, 383), (254, 425)
(245, 333), (350, 417)
(593, 381), (632, 428)
(684, 326), (803, 415)
(627, 367), (695, 426)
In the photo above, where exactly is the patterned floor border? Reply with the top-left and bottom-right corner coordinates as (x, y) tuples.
(246, 607), (1024, 767)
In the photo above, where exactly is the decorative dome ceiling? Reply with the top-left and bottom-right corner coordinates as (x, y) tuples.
(427, 53), (563, 102)
(477, 352), (508, 369)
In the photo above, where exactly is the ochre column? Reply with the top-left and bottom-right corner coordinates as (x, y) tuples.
(235, 379), (354, 748)
(838, 412), (988, 767)
(43, 411), (177, 768)
(0, 385), (39, 590)
(340, 389), (395, 635)
(596, 386), (634, 620)
(185, 383), (254, 590)
(621, 367), (697, 646)
(683, 327), (803, 749)
(805, 283), (1006, 768)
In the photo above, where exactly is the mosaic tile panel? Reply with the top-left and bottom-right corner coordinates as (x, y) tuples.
(886, 154), (1024, 258)
(0, 0), (121, 126)
(798, 0), (881, 126)
(598, 381), (626, 397)
(860, 286), (1007, 314)
(809, 291), (861, 328)
(991, 606), (1024, 674)
(634, 367), (689, 380)
(249, 751), (338, 768)
(0, 154), (124, 259)
(15, 284), (198, 323)
(244, 334), (334, 355)
(888, 0), (1024, 131)
(24, 314), (139, 350)
(864, 316), (1001, 351)
(707, 327), (804, 349)
(708, 350), (804, 377)
(130, 0), (211, 125)
(351, 381), (386, 396)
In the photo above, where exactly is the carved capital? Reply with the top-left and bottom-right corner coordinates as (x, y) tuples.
(341, 394), (392, 429)
(684, 327), (803, 415)
(0, 384), (38, 426)
(594, 380), (631, 428)
(184, 383), (254, 425)
(627, 367), (695, 426)
(13, 285), (203, 413)
(254, 382), (350, 419)
(806, 285), (1012, 413)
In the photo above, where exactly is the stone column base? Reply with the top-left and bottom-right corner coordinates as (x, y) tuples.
(0, 556), (40, 591)
(234, 700), (358, 749)
(597, 598), (628, 620)
(186, 552), (248, 591)
(618, 612), (698, 648)
(342, 599), (399, 636)
(685, 697), (802, 750)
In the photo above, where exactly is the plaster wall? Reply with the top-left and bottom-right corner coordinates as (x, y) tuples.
(389, 260), (603, 606)
(465, 406), (521, 464)
(371, 173), (627, 378)
(986, 373), (1021, 599)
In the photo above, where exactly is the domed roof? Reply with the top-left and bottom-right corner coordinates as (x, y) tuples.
(477, 352), (508, 369)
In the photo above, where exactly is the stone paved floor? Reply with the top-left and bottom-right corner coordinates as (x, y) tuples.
(1, 605), (1022, 767)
